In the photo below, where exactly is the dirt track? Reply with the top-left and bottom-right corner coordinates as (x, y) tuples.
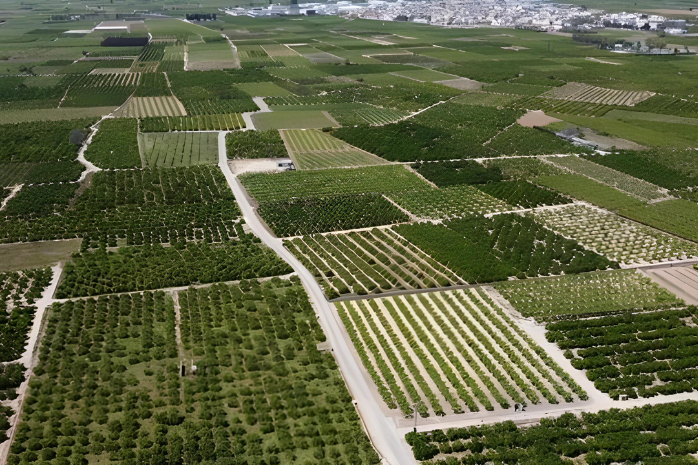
(641, 265), (698, 305)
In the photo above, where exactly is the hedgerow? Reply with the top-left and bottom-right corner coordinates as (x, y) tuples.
(258, 193), (409, 237)
(85, 118), (141, 169)
(225, 130), (287, 159)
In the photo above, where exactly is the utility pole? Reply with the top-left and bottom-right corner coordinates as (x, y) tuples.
(412, 402), (421, 432)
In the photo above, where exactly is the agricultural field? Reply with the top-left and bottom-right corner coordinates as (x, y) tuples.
(533, 203), (698, 265)
(5, 12), (698, 465)
(10, 280), (379, 464)
(56, 239), (290, 297)
(141, 114), (245, 131)
(0, 267), (52, 362)
(187, 41), (240, 71)
(496, 269), (683, 321)
(234, 81), (292, 97)
(61, 72), (139, 108)
(333, 103), (522, 161)
(0, 167), (244, 247)
(541, 82), (654, 106)
(285, 227), (464, 297)
(85, 118), (141, 169)
(547, 307), (698, 399)
(115, 96), (186, 118)
(281, 129), (387, 169)
(252, 110), (339, 131)
(258, 193), (409, 237)
(139, 132), (219, 167)
(389, 185), (510, 221)
(240, 165), (430, 202)
(545, 155), (669, 201)
(226, 130), (287, 159)
(407, 401), (698, 463)
(337, 288), (586, 416)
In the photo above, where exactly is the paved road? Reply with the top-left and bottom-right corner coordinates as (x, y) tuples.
(217, 132), (415, 465)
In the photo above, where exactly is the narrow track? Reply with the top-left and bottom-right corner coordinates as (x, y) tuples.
(217, 131), (416, 465)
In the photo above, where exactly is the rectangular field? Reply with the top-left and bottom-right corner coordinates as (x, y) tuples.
(187, 41), (240, 70)
(139, 132), (219, 167)
(336, 288), (586, 417)
(115, 96), (187, 118)
(496, 269), (683, 321)
(252, 110), (338, 131)
(140, 114), (245, 131)
(545, 155), (669, 201)
(281, 129), (388, 170)
(285, 227), (464, 298)
(542, 82), (654, 106)
(533, 204), (698, 265)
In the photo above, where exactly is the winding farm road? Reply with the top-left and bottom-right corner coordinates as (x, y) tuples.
(217, 132), (415, 465)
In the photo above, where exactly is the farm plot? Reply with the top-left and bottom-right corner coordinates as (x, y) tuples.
(448, 214), (615, 279)
(328, 106), (409, 126)
(475, 180), (572, 209)
(496, 269), (683, 321)
(0, 166), (244, 247)
(541, 82), (654, 106)
(281, 129), (387, 170)
(533, 204), (698, 265)
(235, 81), (292, 97)
(8, 281), (378, 465)
(514, 96), (616, 117)
(251, 110), (338, 131)
(336, 288), (585, 417)
(236, 44), (274, 62)
(115, 95), (186, 118)
(159, 44), (185, 72)
(187, 41), (240, 70)
(388, 185), (510, 220)
(547, 155), (669, 201)
(85, 118), (141, 169)
(0, 161), (83, 186)
(175, 280), (381, 464)
(285, 227), (464, 298)
(240, 165), (430, 203)
(260, 43), (299, 57)
(56, 239), (290, 297)
(547, 307), (698, 399)
(0, 119), (94, 163)
(139, 132), (219, 167)
(406, 401), (698, 464)
(140, 114), (245, 131)
(61, 72), (139, 108)
(258, 193), (409, 237)
(0, 267), (52, 362)
(226, 130), (287, 159)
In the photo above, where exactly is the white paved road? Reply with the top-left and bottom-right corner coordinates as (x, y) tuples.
(217, 132), (415, 465)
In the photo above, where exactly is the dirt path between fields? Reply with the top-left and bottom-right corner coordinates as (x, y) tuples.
(0, 264), (63, 465)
